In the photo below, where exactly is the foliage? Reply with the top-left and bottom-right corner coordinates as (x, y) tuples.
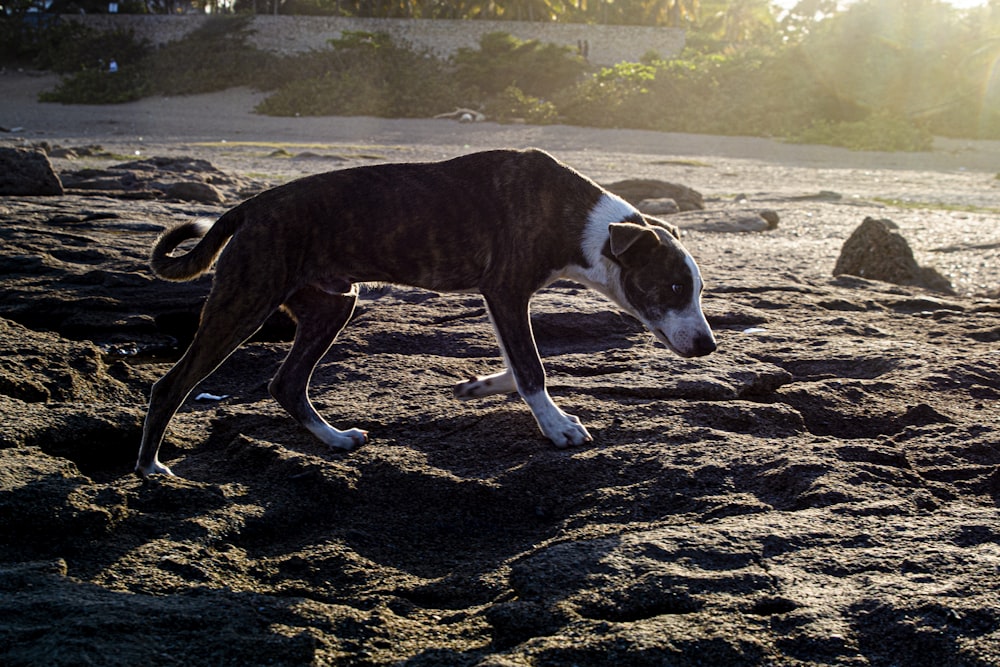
(145, 16), (271, 95)
(255, 32), (460, 118)
(39, 63), (150, 104)
(38, 25), (148, 74)
(12, 0), (1000, 149)
(486, 86), (559, 124)
(0, 16), (148, 71)
(790, 111), (933, 152)
(452, 32), (589, 98)
(36, 17), (272, 104)
(793, 0), (1000, 140)
(227, 0), (698, 24)
(556, 61), (660, 128)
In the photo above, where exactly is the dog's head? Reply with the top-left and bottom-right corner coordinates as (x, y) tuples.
(602, 218), (716, 358)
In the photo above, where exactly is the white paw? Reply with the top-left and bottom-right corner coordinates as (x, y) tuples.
(135, 459), (175, 479)
(307, 421), (368, 451)
(539, 411), (593, 448)
(332, 428), (369, 451)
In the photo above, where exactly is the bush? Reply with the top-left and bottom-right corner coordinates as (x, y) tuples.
(0, 14), (64, 66)
(36, 23), (149, 74)
(453, 32), (589, 98)
(22, 2), (995, 147)
(790, 111), (933, 152)
(486, 86), (558, 124)
(255, 32), (459, 118)
(556, 62), (659, 128)
(145, 17), (272, 96)
(38, 17), (271, 104)
(39, 64), (149, 104)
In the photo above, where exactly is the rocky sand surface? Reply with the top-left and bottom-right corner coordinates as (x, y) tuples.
(2, 70), (1000, 666)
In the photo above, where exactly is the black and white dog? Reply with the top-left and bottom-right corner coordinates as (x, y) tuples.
(136, 149), (716, 478)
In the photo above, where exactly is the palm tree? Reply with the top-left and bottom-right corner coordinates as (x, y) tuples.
(703, 0), (777, 43)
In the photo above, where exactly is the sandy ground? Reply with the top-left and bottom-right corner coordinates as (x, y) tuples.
(2, 69), (1000, 666)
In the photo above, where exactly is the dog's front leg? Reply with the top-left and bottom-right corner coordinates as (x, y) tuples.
(483, 293), (592, 448)
(454, 368), (517, 399)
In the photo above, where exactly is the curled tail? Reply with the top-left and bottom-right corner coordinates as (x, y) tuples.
(150, 212), (241, 281)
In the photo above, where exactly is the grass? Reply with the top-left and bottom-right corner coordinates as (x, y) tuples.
(189, 141), (391, 161)
(649, 159), (713, 168)
(872, 197), (1000, 215)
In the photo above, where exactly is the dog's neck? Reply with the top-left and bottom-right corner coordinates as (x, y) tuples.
(561, 192), (638, 300)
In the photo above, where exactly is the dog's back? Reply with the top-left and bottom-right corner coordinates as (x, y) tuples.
(217, 149), (603, 294)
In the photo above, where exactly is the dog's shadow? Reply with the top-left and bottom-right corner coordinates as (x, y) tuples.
(194, 407), (580, 592)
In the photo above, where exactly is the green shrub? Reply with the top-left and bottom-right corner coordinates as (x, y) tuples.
(256, 70), (390, 117)
(39, 64), (150, 104)
(23, 1), (993, 147)
(556, 62), (659, 128)
(256, 32), (459, 118)
(486, 86), (558, 124)
(453, 32), (589, 98)
(790, 111), (933, 152)
(557, 47), (845, 138)
(37, 23), (149, 74)
(144, 17), (271, 96)
(38, 16), (272, 104)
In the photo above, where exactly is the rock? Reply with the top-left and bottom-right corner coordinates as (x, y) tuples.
(59, 155), (262, 202)
(834, 217), (953, 293)
(669, 209), (779, 233)
(759, 209), (780, 227)
(602, 178), (704, 211)
(637, 197), (679, 215)
(165, 181), (224, 204)
(0, 318), (135, 404)
(0, 147), (63, 196)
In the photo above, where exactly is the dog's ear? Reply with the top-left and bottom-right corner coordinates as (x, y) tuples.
(642, 214), (681, 240)
(604, 222), (660, 266)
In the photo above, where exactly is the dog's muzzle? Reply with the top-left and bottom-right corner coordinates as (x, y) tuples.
(654, 325), (717, 358)
(648, 315), (718, 359)
(685, 332), (717, 358)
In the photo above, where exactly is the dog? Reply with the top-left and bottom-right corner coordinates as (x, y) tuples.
(135, 148), (716, 478)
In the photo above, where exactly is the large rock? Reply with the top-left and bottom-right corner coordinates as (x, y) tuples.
(834, 217), (953, 293)
(602, 178), (704, 211)
(59, 155), (261, 202)
(0, 147), (63, 196)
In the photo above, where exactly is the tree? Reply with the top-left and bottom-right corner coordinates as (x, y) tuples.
(778, 0), (838, 43)
(700, 0), (778, 44)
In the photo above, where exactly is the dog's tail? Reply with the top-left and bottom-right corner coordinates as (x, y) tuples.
(150, 213), (239, 281)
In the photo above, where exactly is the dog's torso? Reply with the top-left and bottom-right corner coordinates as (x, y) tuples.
(222, 149), (604, 297)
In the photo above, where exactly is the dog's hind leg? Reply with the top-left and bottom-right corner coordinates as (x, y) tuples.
(269, 285), (368, 451)
(135, 290), (283, 478)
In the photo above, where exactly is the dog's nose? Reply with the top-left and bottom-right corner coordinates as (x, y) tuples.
(690, 333), (717, 357)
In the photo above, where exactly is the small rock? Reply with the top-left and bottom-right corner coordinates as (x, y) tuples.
(165, 181), (224, 204)
(637, 198), (679, 215)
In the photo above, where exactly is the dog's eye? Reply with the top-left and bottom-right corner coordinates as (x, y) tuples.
(671, 284), (685, 295)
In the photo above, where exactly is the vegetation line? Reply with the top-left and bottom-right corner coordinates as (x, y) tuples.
(2, 1), (997, 151)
